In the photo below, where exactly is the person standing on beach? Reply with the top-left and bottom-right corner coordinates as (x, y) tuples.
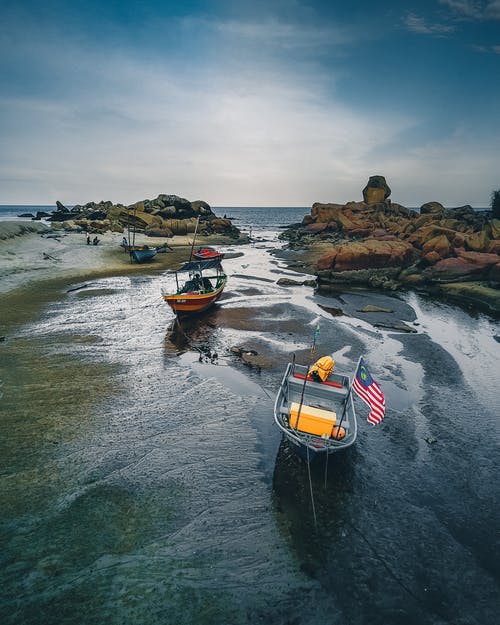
(86, 235), (91, 245)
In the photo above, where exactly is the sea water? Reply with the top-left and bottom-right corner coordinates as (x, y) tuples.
(0, 204), (498, 625)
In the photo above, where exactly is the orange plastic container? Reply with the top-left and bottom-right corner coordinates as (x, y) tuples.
(289, 402), (336, 437)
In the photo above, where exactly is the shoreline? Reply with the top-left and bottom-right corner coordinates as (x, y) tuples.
(0, 220), (240, 294)
(0, 220), (242, 335)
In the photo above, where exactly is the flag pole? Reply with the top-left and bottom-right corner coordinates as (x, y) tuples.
(335, 356), (361, 438)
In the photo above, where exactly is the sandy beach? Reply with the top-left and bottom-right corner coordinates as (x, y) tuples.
(0, 221), (239, 295)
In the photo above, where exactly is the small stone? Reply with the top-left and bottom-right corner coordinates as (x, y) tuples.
(356, 305), (394, 313)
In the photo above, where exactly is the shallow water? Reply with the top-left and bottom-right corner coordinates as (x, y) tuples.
(0, 235), (499, 625)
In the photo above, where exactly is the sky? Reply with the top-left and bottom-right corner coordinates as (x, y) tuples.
(0, 0), (499, 207)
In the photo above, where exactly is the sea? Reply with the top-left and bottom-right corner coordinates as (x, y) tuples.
(0, 204), (498, 625)
(0, 205), (309, 227)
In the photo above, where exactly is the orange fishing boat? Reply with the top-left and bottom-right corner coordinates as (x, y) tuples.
(162, 258), (227, 315)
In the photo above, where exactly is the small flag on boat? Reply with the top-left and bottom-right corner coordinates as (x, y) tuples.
(310, 324), (320, 355)
(352, 357), (386, 425)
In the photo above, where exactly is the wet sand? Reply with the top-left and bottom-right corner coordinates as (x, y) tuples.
(0, 228), (499, 625)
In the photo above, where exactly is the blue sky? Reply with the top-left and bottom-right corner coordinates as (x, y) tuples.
(1, 0), (499, 206)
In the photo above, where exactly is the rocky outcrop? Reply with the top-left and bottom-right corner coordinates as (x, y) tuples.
(317, 239), (416, 272)
(362, 175), (391, 204)
(281, 176), (500, 316)
(48, 194), (242, 240)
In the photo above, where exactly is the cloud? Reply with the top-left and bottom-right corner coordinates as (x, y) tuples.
(0, 7), (497, 206)
(403, 13), (456, 35)
(439, 0), (500, 20)
(471, 43), (500, 52)
(368, 129), (500, 206)
(0, 29), (418, 205)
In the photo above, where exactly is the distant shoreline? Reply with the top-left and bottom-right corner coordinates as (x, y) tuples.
(0, 220), (237, 296)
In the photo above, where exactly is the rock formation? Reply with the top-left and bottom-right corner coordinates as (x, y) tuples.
(48, 194), (241, 239)
(281, 176), (500, 316)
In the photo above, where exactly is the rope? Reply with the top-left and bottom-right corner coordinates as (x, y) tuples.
(323, 451), (329, 489)
(306, 446), (317, 528)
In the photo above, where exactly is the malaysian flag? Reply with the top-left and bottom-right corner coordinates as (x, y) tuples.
(352, 358), (386, 425)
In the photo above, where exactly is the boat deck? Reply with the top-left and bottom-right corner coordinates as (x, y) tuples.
(280, 368), (351, 429)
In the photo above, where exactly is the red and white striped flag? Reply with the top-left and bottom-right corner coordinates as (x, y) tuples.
(352, 358), (386, 425)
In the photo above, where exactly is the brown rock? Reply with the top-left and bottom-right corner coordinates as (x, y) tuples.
(357, 305), (394, 313)
(317, 239), (416, 272)
(455, 249), (500, 268)
(310, 203), (345, 223)
(362, 175), (391, 204)
(488, 240), (500, 254)
(489, 262), (500, 283)
(424, 252), (499, 282)
(420, 201), (445, 217)
(466, 230), (490, 252)
(301, 222), (328, 234)
(490, 219), (500, 239)
(423, 251), (441, 265)
(422, 234), (453, 259)
(318, 304), (344, 316)
(317, 249), (338, 270)
(452, 232), (467, 247)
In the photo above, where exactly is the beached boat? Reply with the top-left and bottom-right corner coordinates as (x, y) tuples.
(192, 246), (224, 261)
(121, 240), (170, 259)
(162, 258), (227, 315)
(274, 360), (357, 463)
(130, 246), (158, 263)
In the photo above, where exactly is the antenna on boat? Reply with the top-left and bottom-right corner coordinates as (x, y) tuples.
(294, 324), (320, 432)
(189, 216), (200, 261)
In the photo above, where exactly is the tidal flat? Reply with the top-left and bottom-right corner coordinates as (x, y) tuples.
(0, 234), (499, 625)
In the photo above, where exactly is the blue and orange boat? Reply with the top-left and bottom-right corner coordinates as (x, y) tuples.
(162, 258), (227, 315)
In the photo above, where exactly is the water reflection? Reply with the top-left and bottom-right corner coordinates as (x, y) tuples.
(272, 438), (357, 577)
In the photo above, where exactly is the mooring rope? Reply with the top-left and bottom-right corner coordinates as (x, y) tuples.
(306, 446), (318, 528)
(323, 452), (329, 489)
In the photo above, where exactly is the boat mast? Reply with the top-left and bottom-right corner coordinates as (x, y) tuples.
(189, 216), (200, 261)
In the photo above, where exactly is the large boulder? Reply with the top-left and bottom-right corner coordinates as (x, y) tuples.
(466, 230), (491, 252)
(422, 234), (453, 259)
(362, 176), (391, 204)
(490, 219), (500, 239)
(317, 239), (416, 272)
(420, 201), (445, 217)
(423, 250), (500, 282)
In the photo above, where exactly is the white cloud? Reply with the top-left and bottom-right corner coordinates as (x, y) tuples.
(0, 13), (497, 207)
(404, 13), (456, 35)
(0, 30), (419, 205)
(439, 0), (500, 20)
(368, 128), (499, 207)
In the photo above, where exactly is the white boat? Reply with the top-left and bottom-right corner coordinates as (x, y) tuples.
(274, 360), (357, 463)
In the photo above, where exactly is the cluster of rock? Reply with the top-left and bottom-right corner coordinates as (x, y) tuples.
(282, 176), (500, 315)
(26, 194), (241, 239)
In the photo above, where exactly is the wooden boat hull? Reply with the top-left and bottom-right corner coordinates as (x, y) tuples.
(163, 280), (226, 315)
(274, 362), (357, 463)
(130, 248), (157, 263)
